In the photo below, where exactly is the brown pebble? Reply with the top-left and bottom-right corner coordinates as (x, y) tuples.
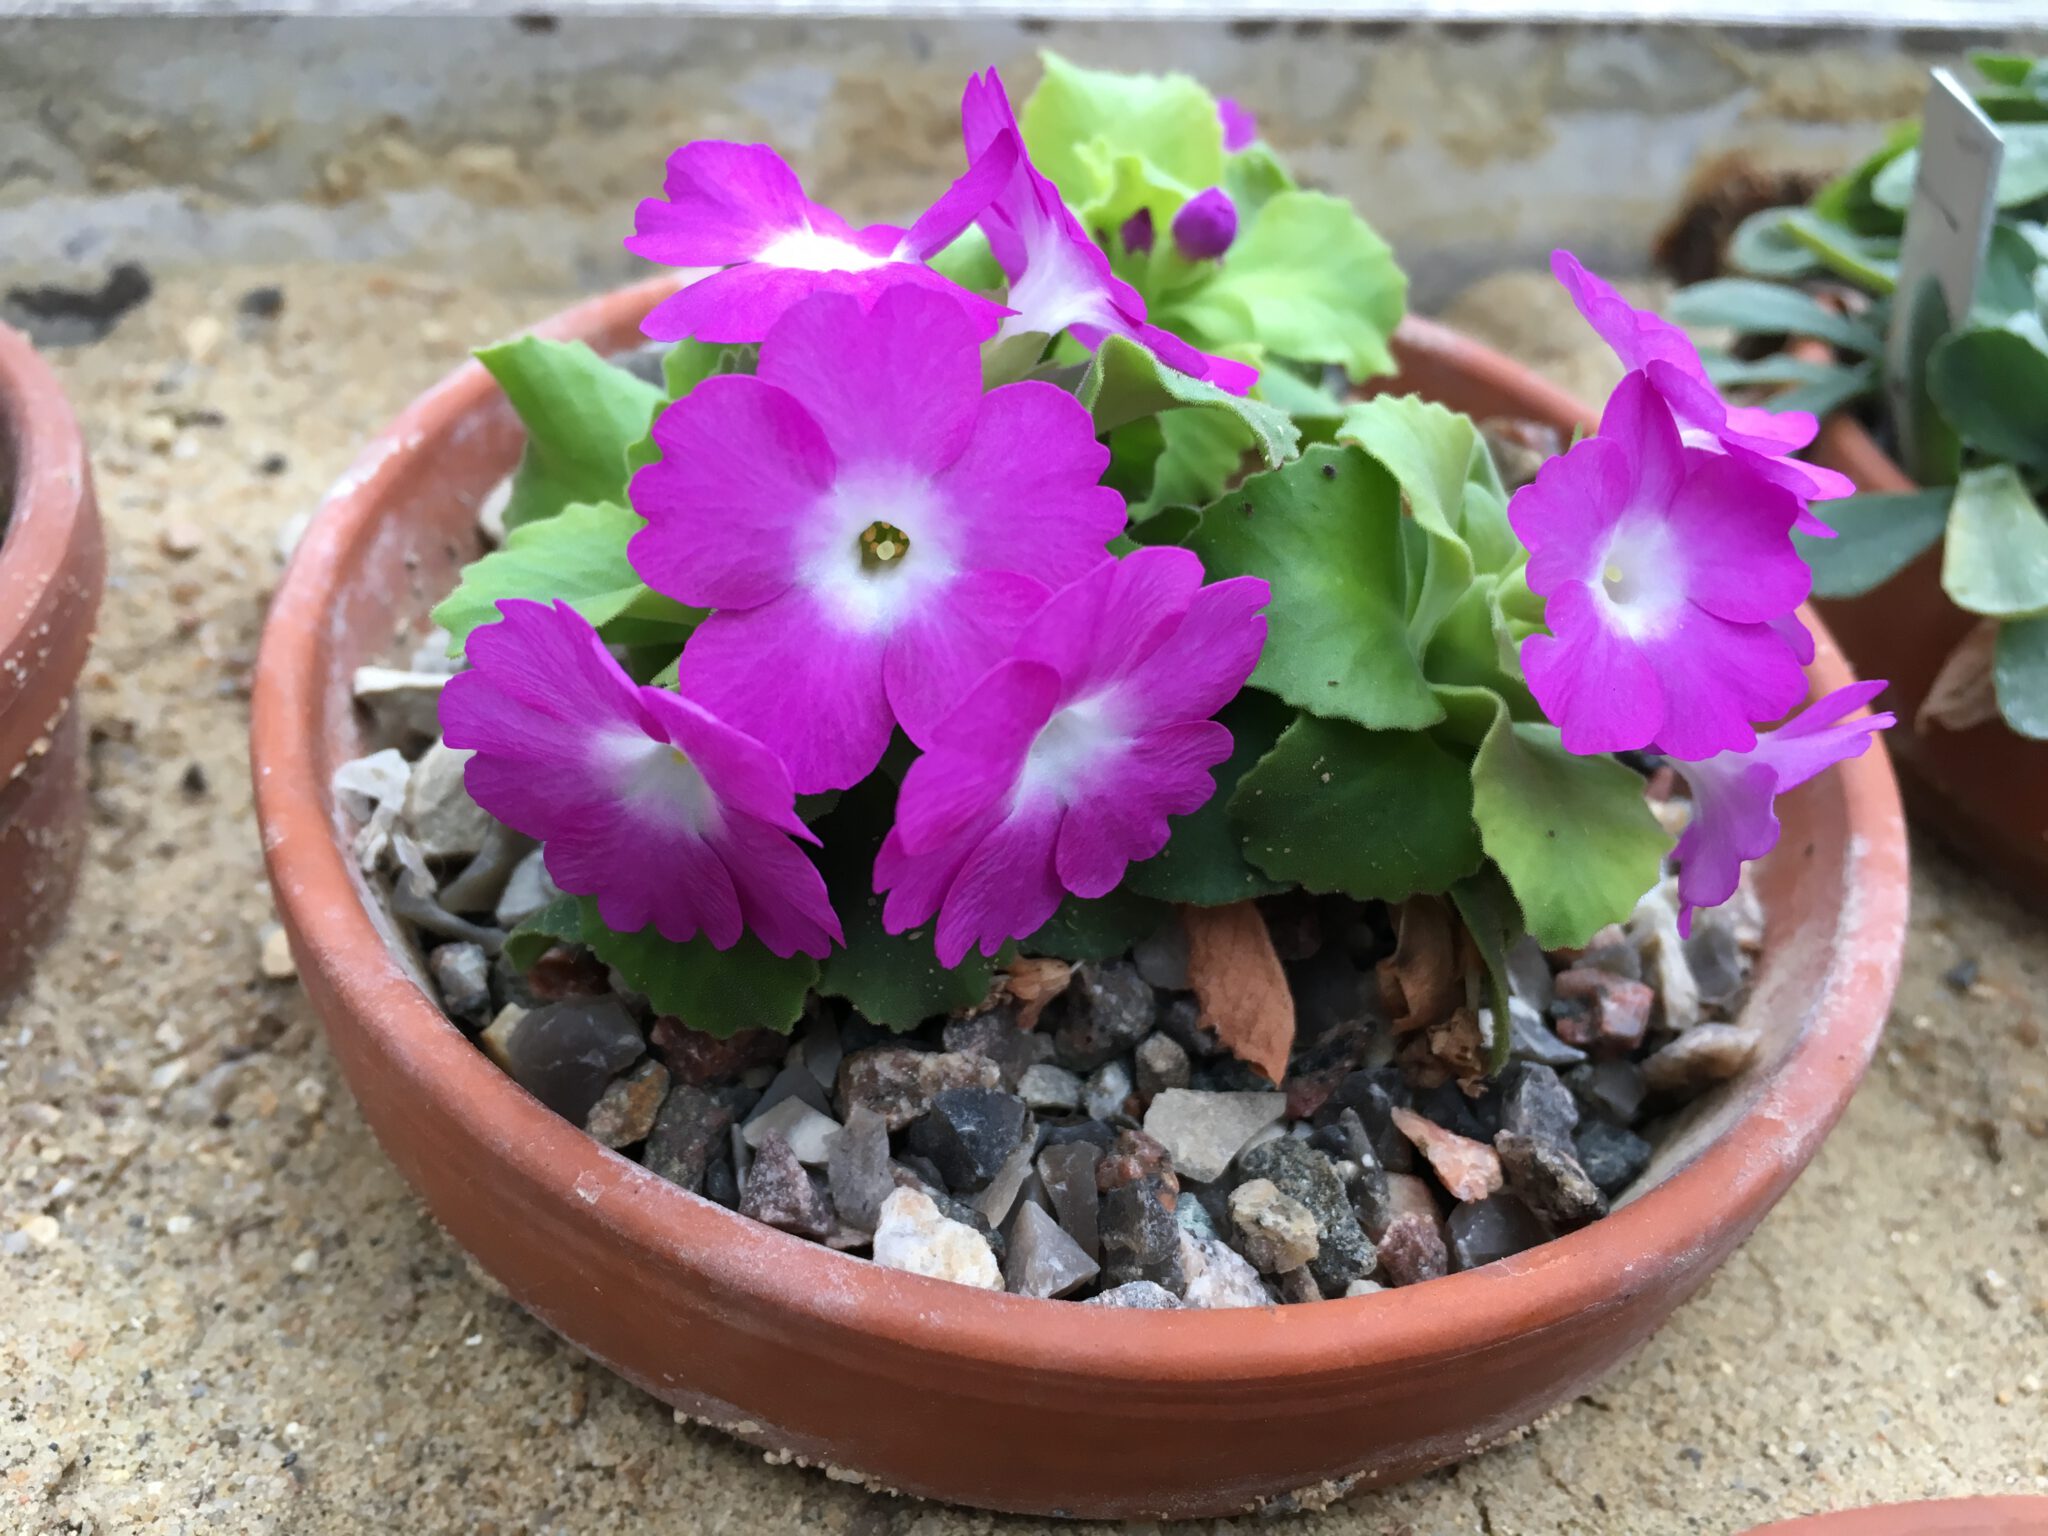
(1640, 1023), (1762, 1098)
(1096, 1128), (1178, 1196)
(1391, 1106), (1503, 1203)
(1377, 1210), (1449, 1286)
(1552, 969), (1654, 1056)
(583, 1060), (670, 1149)
(1495, 1130), (1606, 1225)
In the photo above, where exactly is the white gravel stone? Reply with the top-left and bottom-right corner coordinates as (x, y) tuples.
(1177, 1230), (1269, 1309)
(402, 740), (494, 861)
(871, 1188), (1002, 1292)
(1142, 1089), (1287, 1183)
(742, 1096), (842, 1167)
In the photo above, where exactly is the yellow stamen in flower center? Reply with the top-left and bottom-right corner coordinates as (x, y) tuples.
(858, 520), (911, 570)
(1603, 562), (1625, 588)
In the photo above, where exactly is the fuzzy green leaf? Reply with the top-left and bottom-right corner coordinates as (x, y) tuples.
(1666, 279), (1884, 356)
(1943, 463), (2048, 619)
(1019, 52), (1225, 215)
(1797, 488), (1953, 599)
(1337, 394), (1487, 649)
(504, 896), (817, 1038)
(1187, 445), (1442, 731)
(1125, 691), (1294, 906)
(1077, 333), (1298, 469)
(432, 500), (700, 651)
(1469, 713), (1669, 950)
(813, 778), (995, 1029)
(1995, 616), (2048, 739)
(1025, 887), (1170, 963)
(1167, 191), (1407, 381)
(476, 336), (665, 532)
(1229, 713), (1483, 901)
(1927, 321), (2048, 469)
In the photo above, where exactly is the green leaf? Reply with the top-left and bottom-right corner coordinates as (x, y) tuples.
(1943, 463), (2048, 619)
(1700, 353), (1857, 390)
(1024, 886), (1170, 963)
(432, 501), (701, 650)
(1143, 408), (1259, 517)
(928, 225), (1006, 293)
(1726, 207), (1823, 279)
(1873, 124), (2048, 212)
(1187, 445), (1442, 731)
(1926, 320), (2048, 469)
(1448, 866), (1523, 1075)
(1019, 52), (1225, 215)
(662, 338), (754, 399)
(1797, 488), (1953, 599)
(1166, 190), (1407, 381)
(1811, 120), (1919, 238)
(1101, 415), (1168, 508)
(1223, 143), (1296, 218)
(1229, 713), (1483, 901)
(1336, 394), (1489, 649)
(1252, 362), (1349, 424)
(1666, 279), (1883, 355)
(1125, 691), (1294, 906)
(1469, 713), (1668, 950)
(1760, 358), (1879, 420)
(1126, 504), (1199, 547)
(812, 777), (994, 1029)
(504, 896), (817, 1038)
(476, 336), (665, 532)
(1782, 210), (1898, 294)
(1076, 332), (1298, 470)
(1994, 616), (2048, 738)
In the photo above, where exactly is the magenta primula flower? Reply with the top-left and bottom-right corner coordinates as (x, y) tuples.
(439, 600), (842, 959)
(960, 70), (1257, 396)
(630, 283), (1124, 795)
(1218, 97), (1258, 153)
(1670, 681), (1894, 935)
(625, 136), (1016, 344)
(1512, 372), (1812, 762)
(1551, 250), (1852, 532)
(876, 548), (1269, 966)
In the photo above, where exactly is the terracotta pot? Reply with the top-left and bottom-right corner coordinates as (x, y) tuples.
(1809, 413), (2048, 904)
(1742, 1497), (2048, 1536)
(0, 323), (103, 1001)
(249, 282), (1909, 1520)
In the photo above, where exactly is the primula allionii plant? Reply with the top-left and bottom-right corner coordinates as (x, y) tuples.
(1669, 49), (2048, 740)
(435, 54), (1887, 1052)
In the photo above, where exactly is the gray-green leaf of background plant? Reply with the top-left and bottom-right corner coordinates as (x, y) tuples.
(1994, 616), (2048, 738)
(506, 896), (817, 1038)
(1077, 333), (1299, 472)
(1468, 710), (1669, 950)
(1926, 320), (2048, 470)
(812, 777), (994, 1029)
(476, 336), (666, 533)
(1187, 445), (1442, 731)
(1125, 690), (1294, 906)
(1667, 279), (1883, 356)
(432, 500), (702, 652)
(1873, 122), (2048, 213)
(1165, 191), (1407, 382)
(1942, 463), (2048, 618)
(1795, 488), (1953, 600)
(1228, 713), (1484, 902)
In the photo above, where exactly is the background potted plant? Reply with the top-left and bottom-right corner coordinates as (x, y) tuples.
(1667, 49), (2048, 900)
(0, 321), (104, 1000)
(253, 56), (1908, 1518)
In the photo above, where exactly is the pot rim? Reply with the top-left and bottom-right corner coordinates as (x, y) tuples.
(0, 322), (103, 776)
(251, 277), (1909, 1389)
(1741, 1496), (2048, 1535)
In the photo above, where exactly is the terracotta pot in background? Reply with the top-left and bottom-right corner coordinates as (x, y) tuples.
(249, 282), (1909, 1520)
(1809, 414), (2048, 905)
(0, 323), (104, 1002)
(1742, 1497), (2048, 1536)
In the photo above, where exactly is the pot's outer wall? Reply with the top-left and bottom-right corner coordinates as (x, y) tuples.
(1810, 416), (2048, 907)
(0, 322), (103, 1000)
(1743, 1497), (2048, 1535)
(250, 281), (1910, 1521)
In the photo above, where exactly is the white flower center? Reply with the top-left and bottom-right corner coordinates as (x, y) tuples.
(1593, 512), (1686, 639)
(606, 735), (723, 836)
(796, 464), (959, 635)
(755, 226), (892, 273)
(1017, 695), (1124, 809)
(997, 223), (1119, 343)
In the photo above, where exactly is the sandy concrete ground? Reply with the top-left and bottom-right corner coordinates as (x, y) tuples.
(2, 266), (2044, 1536)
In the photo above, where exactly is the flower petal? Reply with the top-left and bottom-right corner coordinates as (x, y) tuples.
(677, 592), (897, 794)
(630, 376), (835, 610)
(643, 686), (809, 842)
(1662, 451), (1809, 625)
(934, 801), (1067, 965)
(1512, 436), (1633, 592)
(885, 570), (1055, 749)
(1112, 574), (1270, 732)
(1017, 546), (1203, 696)
(1671, 757), (1782, 937)
(898, 658), (1062, 853)
(1644, 606), (1808, 761)
(1521, 581), (1666, 755)
(1054, 720), (1231, 897)
(624, 141), (829, 268)
(707, 815), (843, 958)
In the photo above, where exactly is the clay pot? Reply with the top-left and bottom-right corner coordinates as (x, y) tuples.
(0, 323), (103, 1001)
(249, 282), (1909, 1520)
(1809, 413), (2048, 904)
(1743, 1498), (2048, 1535)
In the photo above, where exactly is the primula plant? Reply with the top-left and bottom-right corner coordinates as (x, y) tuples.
(431, 56), (1889, 1058)
(1671, 49), (2048, 740)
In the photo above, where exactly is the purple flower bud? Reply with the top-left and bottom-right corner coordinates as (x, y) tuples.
(1171, 188), (1238, 262)
(1218, 97), (1257, 153)
(1119, 207), (1155, 256)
